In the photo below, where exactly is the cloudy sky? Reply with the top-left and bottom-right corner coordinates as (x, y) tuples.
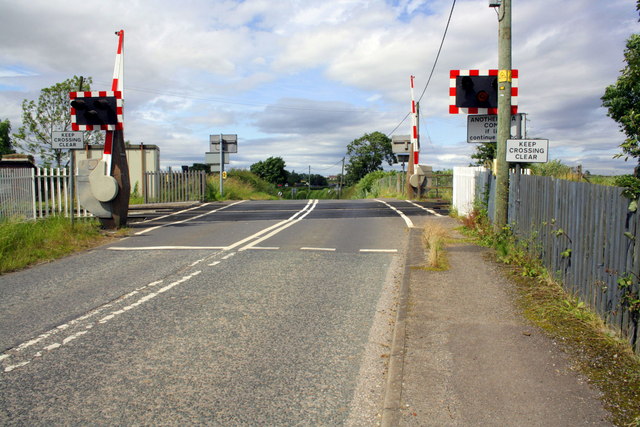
(0, 0), (638, 176)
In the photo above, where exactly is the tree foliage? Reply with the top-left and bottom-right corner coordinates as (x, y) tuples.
(250, 156), (289, 185)
(345, 131), (395, 185)
(602, 34), (640, 171)
(0, 119), (14, 156)
(470, 142), (496, 167)
(13, 76), (100, 167)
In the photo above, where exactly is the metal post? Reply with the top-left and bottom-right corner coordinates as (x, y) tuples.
(494, 0), (512, 229)
(339, 157), (344, 199)
(70, 150), (75, 227)
(219, 134), (224, 198)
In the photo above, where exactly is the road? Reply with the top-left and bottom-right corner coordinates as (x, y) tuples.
(0, 199), (444, 425)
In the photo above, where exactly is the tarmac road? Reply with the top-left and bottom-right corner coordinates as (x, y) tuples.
(0, 199), (441, 425)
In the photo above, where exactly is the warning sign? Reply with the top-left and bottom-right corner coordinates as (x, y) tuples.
(506, 139), (549, 163)
(467, 114), (523, 143)
(52, 131), (84, 149)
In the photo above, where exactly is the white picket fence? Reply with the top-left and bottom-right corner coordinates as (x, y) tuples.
(452, 166), (491, 217)
(0, 167), (90, 220)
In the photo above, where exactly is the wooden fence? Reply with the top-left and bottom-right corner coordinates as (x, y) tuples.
(373, 172), (453, 200)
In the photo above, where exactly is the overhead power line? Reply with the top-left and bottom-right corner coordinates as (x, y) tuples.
(386, 0), (456, 136)
(417, 0), (456, 103)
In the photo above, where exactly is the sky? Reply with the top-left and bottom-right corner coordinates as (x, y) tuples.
(0, 0), (638, 176)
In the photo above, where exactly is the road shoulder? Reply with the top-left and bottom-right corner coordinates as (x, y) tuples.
(386, 216), (612, 426)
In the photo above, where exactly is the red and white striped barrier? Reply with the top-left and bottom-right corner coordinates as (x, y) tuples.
(410, 75), (419, 165)
(103, 30), (125, 173)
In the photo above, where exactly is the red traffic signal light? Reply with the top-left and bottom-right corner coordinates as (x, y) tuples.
(69, 91), (123, 131)
(456, 75), (497, 109)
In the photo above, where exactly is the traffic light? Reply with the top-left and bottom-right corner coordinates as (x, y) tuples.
(455, 75), (498, 109)
(70, 91), (123, 130)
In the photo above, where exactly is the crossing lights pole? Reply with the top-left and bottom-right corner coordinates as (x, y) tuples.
(495, 0), (512, 230)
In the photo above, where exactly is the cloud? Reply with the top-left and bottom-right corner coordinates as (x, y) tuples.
(0, 0), (637, 176)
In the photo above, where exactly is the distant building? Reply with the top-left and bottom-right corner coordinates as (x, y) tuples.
(75, 144), (160, 195)
(0, 154), (36, 169)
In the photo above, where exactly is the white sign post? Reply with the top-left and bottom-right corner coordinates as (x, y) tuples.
(506, 139), (549, 163)
(52, 131), (84, 226)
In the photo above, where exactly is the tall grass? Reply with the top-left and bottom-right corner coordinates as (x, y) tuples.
(0, 216), (107, 274)
(423, 221), (449, 270)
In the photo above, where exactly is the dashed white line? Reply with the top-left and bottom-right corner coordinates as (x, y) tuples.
(245, 247), (280, 250)
(108, 246), (225, 251)
(359, 249), (398, 253)
(300, 247), (336, 252)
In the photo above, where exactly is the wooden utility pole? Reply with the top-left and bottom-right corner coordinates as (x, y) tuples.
(494, 0), (512, 229)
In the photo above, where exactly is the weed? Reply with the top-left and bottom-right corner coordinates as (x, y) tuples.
(422, 222), (449, 270)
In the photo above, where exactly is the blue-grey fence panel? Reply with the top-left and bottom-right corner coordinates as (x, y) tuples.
(508, 174), (639, 354)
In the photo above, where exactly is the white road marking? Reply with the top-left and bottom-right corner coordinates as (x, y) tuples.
(108, 246), (226, 251)
(239, 200), (319, 251)
(1, 278), (173, 373)
(359, 249), (398, 253)
(1, 200), (323, 374)
(300, 247), (336, 252)
(245, 247), (280, 250)
(375, 199), (415, 228)
(4, 361), (30, 372)
(406, 200), (443, 217)
(136, 203), (212, 224)
(135, 200), (246, 235)
(223, 199), (316, 252)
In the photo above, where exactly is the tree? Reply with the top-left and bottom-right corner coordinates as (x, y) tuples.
(13, 76), (100, 167)
(345, 131), (395, 185)
(470, 142), (496, 167)
(287, 170), (303, 186)
(189, 163), (211, 172)
(250, 156), (289, 185)
(602, 33), (640, 176)
(309, 174), (328, 186)
(0, 119), (15, 156)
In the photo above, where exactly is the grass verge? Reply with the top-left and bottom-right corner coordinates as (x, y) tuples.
(461, 209), (640, 426)
(0, 216), (115, 275)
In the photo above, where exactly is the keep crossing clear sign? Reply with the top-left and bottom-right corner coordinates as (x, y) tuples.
(506, 139), (549, 163)
(52, 131), (84, 149)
